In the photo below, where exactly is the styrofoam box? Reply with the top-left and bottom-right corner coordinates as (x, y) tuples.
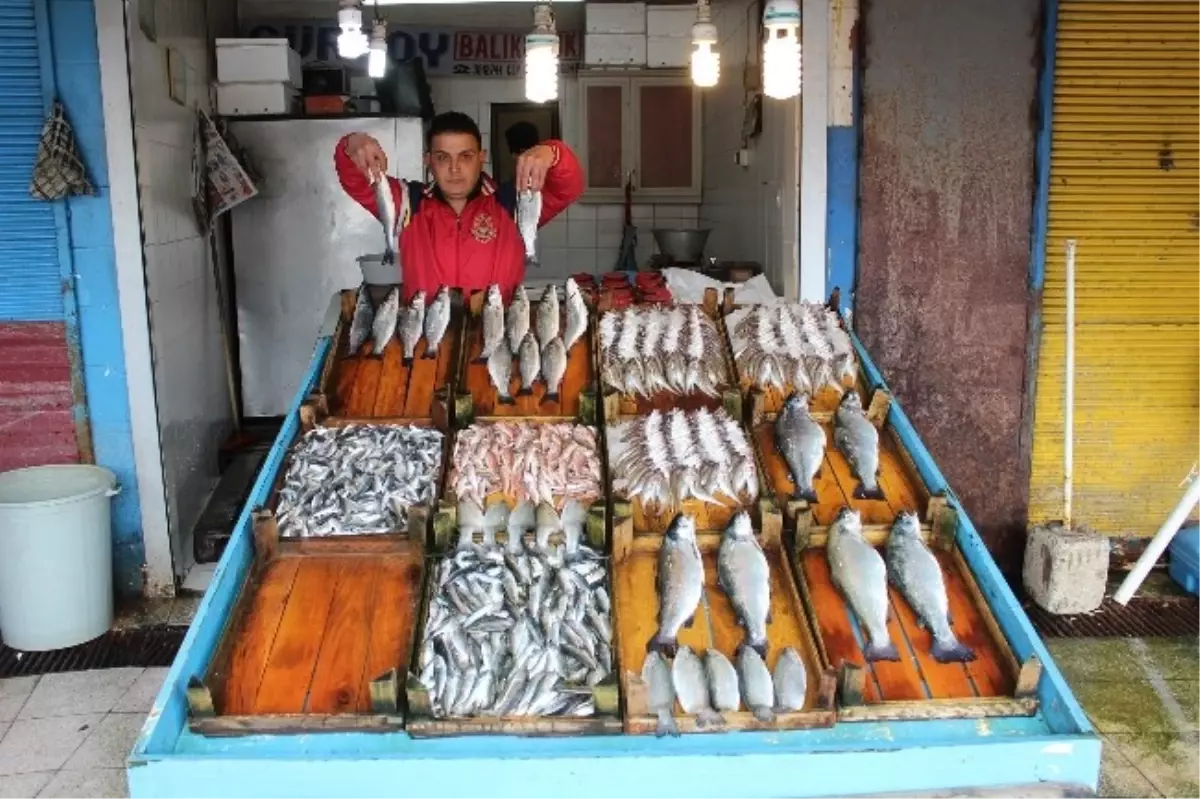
(216, 38), (302, 87)
(585, 3), (646, 34)
(647, 35), (689, 68)
(647, 6), (695, 38)
(585, 33), (647, 66)
(217, 82), (298, 116)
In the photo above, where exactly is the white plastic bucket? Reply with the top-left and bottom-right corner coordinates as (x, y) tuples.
(358, 253), (400, 286)
(0, 465), (119, 651)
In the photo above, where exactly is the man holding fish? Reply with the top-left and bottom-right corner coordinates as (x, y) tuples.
(335, 111), (584, 302)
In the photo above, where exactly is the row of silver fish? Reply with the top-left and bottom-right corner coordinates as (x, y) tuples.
(275, 424), (443, 537)
(414, 499), (612, 718)
(598, 305), (729, 398)
(610, 408), (758, 510)
(827, 507), (976, 663)
(774, 389), (884, 502)
(347, 284), (452, 365)
(450, 422), (602, 510)
(642, 645), (808, 736)
(730, 303), (856, 395)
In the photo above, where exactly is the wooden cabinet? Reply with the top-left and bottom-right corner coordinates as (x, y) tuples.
(578, 73), (701, 203)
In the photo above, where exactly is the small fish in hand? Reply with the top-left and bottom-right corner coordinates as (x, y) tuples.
(517, 190), (542, 265)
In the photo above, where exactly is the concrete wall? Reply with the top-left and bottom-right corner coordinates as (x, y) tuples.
(855, 0), (1039, 574)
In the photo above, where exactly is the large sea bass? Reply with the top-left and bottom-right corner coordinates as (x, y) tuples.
(834, 391), (884, 500)
(775, 393), (826, 503)
(717, 511), (771, 658)
(826, 507), (900, 661)
(649, 513), (704, 656)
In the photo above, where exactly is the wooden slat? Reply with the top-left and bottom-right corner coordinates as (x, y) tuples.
(345, 352), (384, 417)
(402, 339), (435, 417)
(753, 422), (848, 525)
(254, 559), (347, 714)
(877, 436), (923, 518)
(939, 552), (1013, 697)
(889, 588), (976, 699)
(701, 552), (740, 656)
(221, 559), (301, 715)
(332, 356), (361, 415)
(305, 560), (382, 714)
(372, 340), (407, 417)
(823, 422), (893, 523)
(869, 601), (927, 701)
(356, 553), (424, 711)
(800, 550), (879, 701)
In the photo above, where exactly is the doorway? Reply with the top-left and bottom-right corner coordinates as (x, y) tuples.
(490, 102), (561, 185)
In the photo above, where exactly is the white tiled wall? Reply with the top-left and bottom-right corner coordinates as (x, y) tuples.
(128, 0), (236, 574)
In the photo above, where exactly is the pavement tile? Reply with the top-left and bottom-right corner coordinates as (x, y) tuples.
(38, 767), (128, 798)
(167, 596), (201, 626)
(113, 669), (168, 714)
(19, 670), (142, 720)
(1073, 678), (1185, 735)
(1166, 679), (1198, 730)
(1099, 735), (1162, 798)
(0, 771), (54, 798)
(1105, 731), (1199, 799)
(0, 715), (104, 776)
(63, 714), (145, 770)
(0, 679), (38, 724)
(1137, 638), (1200, 682)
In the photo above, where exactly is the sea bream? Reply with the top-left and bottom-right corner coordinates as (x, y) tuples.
(649, 513), (704, 656)
(736, 645), (775, 723)
(672, 645), (724, 727)
(371, 287), (401, 355)
(826, 507), (900, 661)
(423, 286), (451, 358)
(772, 647), (807, 712)
(517, 332), (541, 397)
(398, 291), (426, 366)
(536, 284), (560, 346)
(541, 336), (567, 405)
(642, 651), (679, 737)
(704, 649), (741, 713)
(506, 285), (531, 355)
(717, 511), (771, 658)
(479, 284), (506, 363)
(517, 189), (542, 265)
(347, 284), (374, 355)
(488, 341), (515, 405)
(834, 390), (884, 500)
(373, 174), (400, 266)
(775, 393), (826, 503)
(562, 278), (588, 352)
(885, 511), (976, 663)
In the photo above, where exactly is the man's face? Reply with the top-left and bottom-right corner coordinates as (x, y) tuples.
(426, 132), (486, 201)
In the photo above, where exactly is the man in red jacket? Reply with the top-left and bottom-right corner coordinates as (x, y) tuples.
(335, 111), (584, 300)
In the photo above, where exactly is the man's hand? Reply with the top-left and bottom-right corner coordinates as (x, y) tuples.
(344, 132), (388, 180)
(515, 143), (557, 192)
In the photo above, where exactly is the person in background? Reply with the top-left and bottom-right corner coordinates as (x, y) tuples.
(335, 111), (583, 301)
(504, 121), (541, 159)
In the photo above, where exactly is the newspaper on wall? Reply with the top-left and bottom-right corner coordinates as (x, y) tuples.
(193, 109), (259, 233)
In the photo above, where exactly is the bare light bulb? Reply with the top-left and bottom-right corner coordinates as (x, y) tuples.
(525, 4), (559, 103)
(762, 0), (801, 100)
(337, 0), (369, 59)
(691, 0), (719, 88)
(368, 21), (388, 78)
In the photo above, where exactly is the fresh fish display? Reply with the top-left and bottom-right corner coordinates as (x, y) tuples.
(642, 651), (680, 737)
(517, 189), (542, 265)
(704, 649), (741, 713)
(730, 302), (856, 394)
(276, 424), (443, 537)
(517, 333), (541, 396)
(371, 287), (401, 355)
(536, 285), (560, 347)
(717, 511), (771, 658)
(736, 645), (775, 723)
(562, 278), (589, 352)
(649, 513), (704, 656)
(480, 284), (506, 363)
(373, 174), (400, 266)
(487, 344), (515, 405)
(886, 512), (976, 663)
(506, 285), (530, 355)
(610, 408), (758, 510)
(450, 422), (602, 509)
(414, 511), (612, 719)
(599, 305), (728, 397)
(423, 286), (451, 358)
(347, 284), (374, 355)
(772, 647), (807, 712)
(826, 507), (900, 661)
(834, 391), (884, 500)
(775, 393), (826, 503)
(541, 337), (567, 405)
(672, 646), (723, 727)
(399, 291), (426, 366)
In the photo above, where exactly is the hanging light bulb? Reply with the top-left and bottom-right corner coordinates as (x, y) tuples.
(690, 0), (719, 88)
(337, 0), (369, 59)
(525, 4), (559, 104)
(368, 20), (388, 78)
(762, 0), (801, 100)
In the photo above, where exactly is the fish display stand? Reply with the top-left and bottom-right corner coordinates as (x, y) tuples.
(309, 287), (459, 422)
(454, 288), (598, 426)
(127, 293), (1100, 798)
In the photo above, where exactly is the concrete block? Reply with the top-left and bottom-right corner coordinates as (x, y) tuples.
(586, 33), (647, 65)
(586, 3), (646, 34)
(1023, 524), (1110, 614)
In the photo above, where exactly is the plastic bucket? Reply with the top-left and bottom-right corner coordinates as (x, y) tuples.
(358, 253), (400, 286)
(0, 465), (119, 651)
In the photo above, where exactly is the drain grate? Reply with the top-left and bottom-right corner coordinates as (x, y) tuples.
(1025, 597), (1199, 638)
(0, 626), (187, 678)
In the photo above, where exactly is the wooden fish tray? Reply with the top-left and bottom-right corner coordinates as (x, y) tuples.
(454, 288), (598, 426)
(308, 287), (459, 422)
(788, 498), (1041, 722)
(614, 520), (837, 735)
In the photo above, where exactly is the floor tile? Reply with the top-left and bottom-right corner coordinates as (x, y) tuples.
(1167, 679), (1198, 730)
(167, 596), (201, 626)
(19, 670), (142, 720)
(1106, 732), (1199, 799)
(63, 714), (145, 771)
(1098, 736), (1162, 798)
(1137, 638), (1199, 681)
(0, 714), (104, 776)
(38, 767), (128, 798)
(182, 563), (215, 594)
(0, 678), (38, 724)
(113, 668), (168, 714)
(1073, 679), (1187, 735)
(0, 771), (54, 798)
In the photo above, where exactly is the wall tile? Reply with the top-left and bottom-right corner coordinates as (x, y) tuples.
(567, 220), (596, 248)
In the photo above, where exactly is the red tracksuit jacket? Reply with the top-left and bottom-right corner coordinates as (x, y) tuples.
(334, 135), (584, 301)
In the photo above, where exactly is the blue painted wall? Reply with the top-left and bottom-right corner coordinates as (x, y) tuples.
(42, 0), (146, 597)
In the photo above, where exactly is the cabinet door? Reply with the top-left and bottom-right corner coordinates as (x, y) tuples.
(578, 76), (630, 201)
(631, 77), (700, 202)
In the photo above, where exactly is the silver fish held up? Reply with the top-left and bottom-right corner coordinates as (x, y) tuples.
(479, 283), (506, 364)
(834, 390), (884, 500)
(347, 284), (374, 356)
(649, 513), (704, 656)
(827, 507), (900, 661)
(672, 645), (724, 727)
(642, 650), (679, 737)
(371, 286), (401, 356)
(399, 290), (426, 366)
(885, 511), (975, 663)
(517, 332), (541, 397)
(517, 189), (542, 265)
(775, 392), (826, 503)
(772, 647), (807, 712)
(373, 174), (400, 266)
(423, 286), (452, 358)
(717, 511), (771, 658)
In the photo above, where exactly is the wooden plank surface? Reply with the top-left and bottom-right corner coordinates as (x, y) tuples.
(940, 552), (1013, 696)
(220, 559), (301, 715)
(305, 560), (382, 714)
(889, 588), (976, 699)
(800, 550), (880, 702)
(357, 553), (425, 710)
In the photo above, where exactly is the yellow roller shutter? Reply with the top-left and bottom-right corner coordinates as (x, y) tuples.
(1030, 0), (1200, 536)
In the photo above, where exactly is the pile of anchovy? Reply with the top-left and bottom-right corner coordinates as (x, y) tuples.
(450, 422), (602, 509)
(609, 408), (759, 509)
(729, 303), (856, 394)
(415, 527), (612, 718)
(275, 424), (443, 537)
(598, 305), (729, 398)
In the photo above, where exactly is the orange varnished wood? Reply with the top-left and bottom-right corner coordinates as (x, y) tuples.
(305, 560), (382, 714)
(939, 552), (1013, 696)
(822, 422), (894, 524)
(372, 339), (408, 417)
(800, 550), (880, 702)
(754, 422), (845, 525)
(356, 553), (424, 710)
(631, 495), (740, 535)
(345, 353), (384, 417)
(221, 559), (301, 714)
(867, 600), (926, 701)
(889, 587), (975, 699)
(402, 339), (436, 418)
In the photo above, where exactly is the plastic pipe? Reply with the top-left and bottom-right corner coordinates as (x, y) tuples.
(1113, 476), (1200, 605)
(1063, 239), (1076, 529)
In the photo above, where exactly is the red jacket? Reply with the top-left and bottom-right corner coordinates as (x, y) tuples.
(334, 135), (583, 301)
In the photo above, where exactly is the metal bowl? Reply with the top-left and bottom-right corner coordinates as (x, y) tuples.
(652, 228), (711, 264)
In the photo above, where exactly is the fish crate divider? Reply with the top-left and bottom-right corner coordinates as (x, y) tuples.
(787, 497), (1042, 723)
(452, 288), (599, 429)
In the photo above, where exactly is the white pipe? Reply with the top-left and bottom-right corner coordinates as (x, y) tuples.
(1063, 239), (1076, 529)
(1113, 476), (1200, 605)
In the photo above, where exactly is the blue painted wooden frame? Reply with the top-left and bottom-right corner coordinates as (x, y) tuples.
(128, 325), (1099, 798)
